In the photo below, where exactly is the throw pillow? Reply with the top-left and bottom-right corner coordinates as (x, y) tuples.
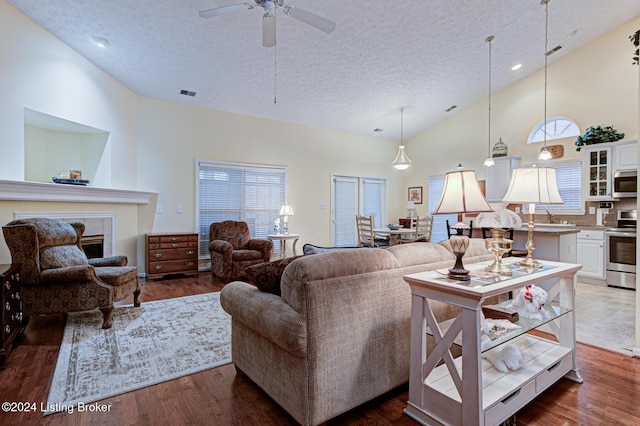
(245, 255), (304, 295)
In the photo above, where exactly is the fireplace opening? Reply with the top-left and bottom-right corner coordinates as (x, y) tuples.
(81, 234), (104, 259)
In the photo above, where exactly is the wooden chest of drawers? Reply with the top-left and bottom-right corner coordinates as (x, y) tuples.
(1, 264), (22, 369)
(146, 233), (199, 280)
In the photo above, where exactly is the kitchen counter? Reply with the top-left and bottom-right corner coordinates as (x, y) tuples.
(516, 226), (580, 234)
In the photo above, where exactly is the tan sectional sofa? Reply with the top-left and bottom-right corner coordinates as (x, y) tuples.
(220, 239), (493, 425)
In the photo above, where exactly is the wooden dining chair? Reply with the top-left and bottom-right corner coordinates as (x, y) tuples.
(399, 216), (433, 244)
(356, 215), (389, 247)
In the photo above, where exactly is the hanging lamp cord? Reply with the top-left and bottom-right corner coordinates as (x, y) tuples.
(487, 36), (493, 157)
(273, 12), (277, 104)
(400, 107), (404, 146)
(543, 0), (549, 148)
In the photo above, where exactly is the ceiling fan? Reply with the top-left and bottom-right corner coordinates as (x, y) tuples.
(198, 0), (336, 47)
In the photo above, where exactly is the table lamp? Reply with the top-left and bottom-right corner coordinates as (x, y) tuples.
(279, 204), (294, 234)
(406, 201), (416, 224)
(502, 166), (563, 268)
(432, 167), (493, 280)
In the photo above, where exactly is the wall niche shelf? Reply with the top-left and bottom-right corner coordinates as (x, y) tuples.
(0, 180), (155, 204)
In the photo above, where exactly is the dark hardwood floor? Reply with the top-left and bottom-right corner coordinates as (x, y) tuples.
(1, 272), (639, 426)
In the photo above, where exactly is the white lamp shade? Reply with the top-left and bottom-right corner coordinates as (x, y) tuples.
(432, 169), (493, 214)
(406, 201), (416, 210)
(502, 167), (563, 204)
(279, 204), (294, 216)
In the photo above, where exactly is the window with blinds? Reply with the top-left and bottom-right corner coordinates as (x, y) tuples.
(196, 160), (286, 257)
(428, 175), (457, 243)
(524, 160), (583, 213)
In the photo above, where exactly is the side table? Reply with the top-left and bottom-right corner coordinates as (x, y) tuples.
(267, 234), (300, 259)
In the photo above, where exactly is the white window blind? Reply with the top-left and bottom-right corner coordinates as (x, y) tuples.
(525, 160), (583, 213)
(362, 178), (385, 228)
(196, 161), (286, 257)
(333, 177), (358, 247)
(428, 175), (457, 243)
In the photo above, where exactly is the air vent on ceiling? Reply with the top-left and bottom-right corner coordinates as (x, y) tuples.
(180, 89), (196, 97)
(373, 128), (383, 132)
(445, 105), (457, 112)
(545, 45), (562, 56)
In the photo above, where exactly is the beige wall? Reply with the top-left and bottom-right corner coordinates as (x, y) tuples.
(402, 16), (640, 218)
(137, 97), (403, 262)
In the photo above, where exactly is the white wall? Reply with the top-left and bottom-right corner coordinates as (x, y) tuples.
(0, 1), (138, 189)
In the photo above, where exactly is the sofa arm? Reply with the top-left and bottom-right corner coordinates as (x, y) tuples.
(209, 240), (233, 255)
(246, 238), (273, 261)
(220, 281), (306, 357)
(89, 255), (128, 267)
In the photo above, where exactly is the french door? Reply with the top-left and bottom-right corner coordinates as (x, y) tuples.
(331, 175), (387, 246)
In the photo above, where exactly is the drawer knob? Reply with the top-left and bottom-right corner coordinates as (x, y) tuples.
(5, 325), (10, 334)
(171, 243), (178, 248)
(187, 262), (194, 266)
(154, 253), (162, 258)
(155, 265), (162, 270)
(5, 302), (10, 311)
(187, 250), (194, 255)
(171, 237), (178, 242)
(4, 281), (9, 290)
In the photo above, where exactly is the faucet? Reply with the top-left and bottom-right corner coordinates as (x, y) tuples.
(546, 210), (552, 224)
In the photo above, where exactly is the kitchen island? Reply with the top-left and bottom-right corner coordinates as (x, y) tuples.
(512, 225), (579, 263)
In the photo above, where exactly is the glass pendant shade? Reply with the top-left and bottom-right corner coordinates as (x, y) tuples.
(392, 146), (412, 170)
(392, 107), (412, 170)
(538, 146), (552, 160)
(484, 157), (495, 167)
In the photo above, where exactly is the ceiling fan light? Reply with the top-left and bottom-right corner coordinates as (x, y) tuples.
(484, 157), (495, 167)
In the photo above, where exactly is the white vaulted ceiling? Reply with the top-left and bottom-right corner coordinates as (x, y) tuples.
(7, 0), (640, 141)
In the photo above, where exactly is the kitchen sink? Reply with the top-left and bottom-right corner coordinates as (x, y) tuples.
(531, 223), (576, 228)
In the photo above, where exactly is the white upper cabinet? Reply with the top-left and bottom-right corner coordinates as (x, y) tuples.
(485, 156), (521, 202)
(613, 140), (638, 171)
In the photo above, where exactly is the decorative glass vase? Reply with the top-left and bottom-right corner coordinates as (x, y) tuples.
(492, 138), (508, 157)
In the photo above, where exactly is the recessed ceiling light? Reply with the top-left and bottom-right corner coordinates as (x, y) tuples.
(511, 64), (522, 71)
(92, 37), (110, 48)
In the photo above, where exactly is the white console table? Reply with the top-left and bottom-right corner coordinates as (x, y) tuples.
(403, 259), (583, 426)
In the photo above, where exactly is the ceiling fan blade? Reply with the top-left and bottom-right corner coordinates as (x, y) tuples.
(262, 13), (276, 48)
(284, 6), (335, 34)
(198, 3), (254, 18)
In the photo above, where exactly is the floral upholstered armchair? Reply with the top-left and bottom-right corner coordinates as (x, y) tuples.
(209, 221), (273, 283)
(2, 218), (140, 329)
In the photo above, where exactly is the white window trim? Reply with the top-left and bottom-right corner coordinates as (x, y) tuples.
(527, 116), (580, 144)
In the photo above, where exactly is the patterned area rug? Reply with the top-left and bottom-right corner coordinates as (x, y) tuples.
(46, 292), (231, 414)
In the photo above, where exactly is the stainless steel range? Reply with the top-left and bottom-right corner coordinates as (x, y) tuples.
(606, 209), (636, 289)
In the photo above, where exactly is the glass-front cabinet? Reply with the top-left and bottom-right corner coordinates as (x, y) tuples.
(585, 146), (612, 200)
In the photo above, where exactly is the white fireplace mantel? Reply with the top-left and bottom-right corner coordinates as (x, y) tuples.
(0, 180), (156, 204)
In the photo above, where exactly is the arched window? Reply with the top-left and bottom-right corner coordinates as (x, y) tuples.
(527, 116), (580, 143)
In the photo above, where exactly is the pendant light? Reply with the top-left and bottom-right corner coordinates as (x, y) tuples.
(392, 107), (412, 170)
(538, 0), (553, 161)
(484, 35), (495, 167)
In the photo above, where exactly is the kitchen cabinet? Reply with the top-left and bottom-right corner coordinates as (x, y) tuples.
(485, 156), (521, 202)
(613, 140), (638, 171)
(576, 230), (605, 281)
(584, 146), (612, 201)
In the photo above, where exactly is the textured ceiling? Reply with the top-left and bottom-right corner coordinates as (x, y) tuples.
(7, 0), (640, 141)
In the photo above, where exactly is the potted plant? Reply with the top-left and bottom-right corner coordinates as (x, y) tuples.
(630, 30), (639, 65)
(575, 125), (625, 151)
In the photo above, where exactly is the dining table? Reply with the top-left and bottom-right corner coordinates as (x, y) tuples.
(373, 227), (417, 245)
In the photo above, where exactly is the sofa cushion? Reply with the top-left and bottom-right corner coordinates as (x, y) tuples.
(40, 245), (88, 270)
(245, 256), (304, 295)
